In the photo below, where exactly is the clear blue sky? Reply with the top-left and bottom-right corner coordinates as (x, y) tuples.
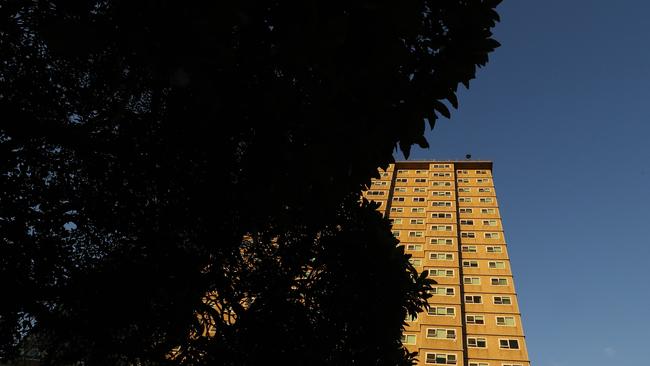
(399, 1), (650, 365)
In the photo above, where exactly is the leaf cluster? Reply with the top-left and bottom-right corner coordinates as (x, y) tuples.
(0, 1), (500, 365)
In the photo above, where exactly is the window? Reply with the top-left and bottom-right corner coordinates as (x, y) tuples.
(406, 244), (423, 251)
(486, 246), (503, 253)
(431, 191), (451, 197)
(391, 207), (404, 213)
(457, 170), (468, 174)
(461, 232), (476, 238)
(380, 172), (390, 177)
(432, 181), (452, 187)
(483, 220), (497, 226)
(428, 307), (456, 316)
(367, 191), (385, 196)
(463, 277), (480, 285)
(392, 231), (400, 237)
(461, 245), (477, 253)
(465, 295), (482, 303)
(431, 225), (452, 231)
(413, 187), (426, 193)
(458, 197), (472, 203)
(457, 178), (469, 183)
(396, 178), (408, 183)
(424, 353), (457, 365)
(411, 207), (425, 213)
(395, 187), (407, 192)
(502, 364), (523, 366)
(393, 197), (405, 202)
(433, 164), (450, 168)
(432, 172), (451, 178)
(467, 337), (487, 348)
(458, 188), (470, 193)
(462, 260), (478, 268)
(476, 178), (490, 183)
(494, 296), (512, 305)
(408, 231), (423, 237)
(390, 218), (403, 225)
(372, 180), (388, 186)
(481, 208), (496, 214)
(430, 253), (454, 260)
(428, 269), (454, 277)
(491, 278), (508, 286)
(397, 169), (408, 174)
(489, 261), (506, 269)
(430, 238), (454, 245)
(426, 328), (456, 339)
(401, 334), (417, 345)
(465, 315), (485, 324)
(460, 219), (474, 225)
(415, 170), (426, 174)
(476, 170), (487, 174)
(432, 201), (452, 207)
(496, 316), (516, 326)
(431, 213), (452, 219)
(478, 187), (491, 192)
(499, 339), (520, 349)
(484, 232), (500, 239)
(413, 197), (425, 202)
(410, 218), (424, 225)
(459, 208), (473, 213)
(469, 363), (489, 366)
(479, 197), (494, 203)
(430, 287), (455, 296)
(415, 178), (427, 183)
(409, 258), (422, 267)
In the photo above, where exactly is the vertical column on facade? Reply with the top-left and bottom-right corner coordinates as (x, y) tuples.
(458, 166), (530, 366)
(415, 162), (462, 366)
(453, 163), (469, 366)
(391, 165), (429, 360)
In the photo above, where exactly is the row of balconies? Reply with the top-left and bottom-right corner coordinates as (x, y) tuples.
(388, 188), (497, 196)
(424, 273), (515, 292)
(405, 312), (524, 329)
(363, 199), (500, 210)
(372, 176), (497, 189)
(408, 258), (513, 273)
(401, 331), (527, 353)
(404, 313), (525, 334)
(425, 286), (521, 310)
(390, 199), (499, 208)
(402, 335), (529, 364)
(394, 232), (506, 244)
(406, 246), (511, 259)
(388, 209), (502, 219)
(380, 167), (494, 176)
(367, 179), (494, 188)
(392, 222), (504, 231)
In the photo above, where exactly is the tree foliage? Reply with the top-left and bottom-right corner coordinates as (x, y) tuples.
(0, 1), (501, 365)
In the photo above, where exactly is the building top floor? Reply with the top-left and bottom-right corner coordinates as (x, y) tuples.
(385, 160), (493, 171)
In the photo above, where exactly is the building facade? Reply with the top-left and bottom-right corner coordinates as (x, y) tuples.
(363, 161), (530, 366)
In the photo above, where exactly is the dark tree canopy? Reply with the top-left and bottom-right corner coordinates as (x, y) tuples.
(0, 1), (501, 365)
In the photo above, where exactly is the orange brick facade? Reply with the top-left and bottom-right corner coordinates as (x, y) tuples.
(363, 161), (530, 366)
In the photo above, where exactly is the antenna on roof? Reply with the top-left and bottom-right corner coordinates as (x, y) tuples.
(465, 154), (472, 160)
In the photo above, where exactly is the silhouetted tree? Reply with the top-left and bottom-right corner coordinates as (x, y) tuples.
(0, 1), (501, 365)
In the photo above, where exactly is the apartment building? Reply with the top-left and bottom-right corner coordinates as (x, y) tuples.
(363, 161), (529, 366)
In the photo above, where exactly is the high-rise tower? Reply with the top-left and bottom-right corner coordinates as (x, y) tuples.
(364, 161), (530, 366)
